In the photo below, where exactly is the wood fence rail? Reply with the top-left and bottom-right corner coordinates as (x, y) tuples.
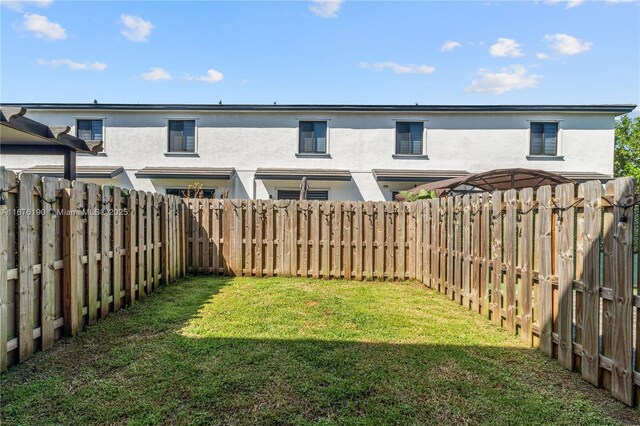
(2, 166), (639, 407)
(0, 168), (186, 371)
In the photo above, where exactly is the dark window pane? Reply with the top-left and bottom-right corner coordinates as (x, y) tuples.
(315, 122), (327, 153)
(166, 188), (215, 198)
(278, 190), (328, 200)
(543, 123), (557, 155)
(299, 121), (327, 153)
(77, 119), (102, 141)
(530, 122), (557, 156)
(530, 123), (543, 155)
(396, 122), (422, 155)
(91, 120), (103, 140)
(168, 120), (196, 152)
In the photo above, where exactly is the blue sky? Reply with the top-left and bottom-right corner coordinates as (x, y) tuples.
(1, 0), (639, 108)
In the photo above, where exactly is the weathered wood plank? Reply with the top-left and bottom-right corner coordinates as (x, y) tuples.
(581, 180), (601, 386)
(124, 191), (136, 303)
(481, 194), (491, 318)
(333, 202), (343, 278)
(491, 191), (502, 325)
(153, 194), (161, 287)
(100, 186), (112, 318)
(112, 189), (123, 310)
(504, 189), (517, 334)
(447, 197), (454, 300)
(312, 201), (320, 279)
(471, 193), (481, 313)
(40, 176), (60, 349)
(17, 172), (37, 361)
(86, 184), (100, 325)
(355, 202), (363, 281)
(439, 198), (447, 292)
(555, 183), (575, 370)
(256, 200), (264, 277)
(62, 185), (83, 336)
(422, 200), (430, 287)
(137, 192), (145, 297)
(365, 201), (374, 280)
(0, 168), (17, 370)
(462, 194), (471, 308)
(610, 177), (634, 405)
(322, 201), (331, 279)
(519, 188), (533, 345)
(601, 181), (615, 391)
(266, 199), (275, 277)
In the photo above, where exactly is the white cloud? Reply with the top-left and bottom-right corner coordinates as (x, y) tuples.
(120, 14), (153, 42)
(37, 59), (107, 71)
(359, 61), (436, 74)
(184, 69), (224, 83)
(465, 65), (540, 94)
(544, 0), (584, 8)
(489, 38), (523, 57)
(1, 0), (51, 12)
(141, 67), (171, 81)
(536, 52), (549, 59)
(22, 13), (66, 40)
(440, 40), (462, 52)
(545, 33), (592, 55)
(309, 0), (343, 18)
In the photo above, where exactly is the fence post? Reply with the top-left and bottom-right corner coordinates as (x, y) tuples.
(0, 168), (16, 371)
(491, 191), (502, 325)
(555, 183), (575, 370)
(125, 190), (137, 305)
(62, 186), (82, 336)
(581, 180), (601, 386)
(504, 189), (517, 334)
(519, 188), (533, 345)
(536, 186), (553, 355)
(611, 177), (635, 405)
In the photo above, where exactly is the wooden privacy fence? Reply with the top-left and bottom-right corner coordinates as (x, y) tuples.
(183, 177), (640, 407)
(418, 177), (640, 407)
(184, 199), (427, 280)
(2, 166), (640, 407)
(0, 167), (186, 371)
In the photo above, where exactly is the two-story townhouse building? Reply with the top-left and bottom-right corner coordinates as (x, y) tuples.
(0, 103), (635, 201)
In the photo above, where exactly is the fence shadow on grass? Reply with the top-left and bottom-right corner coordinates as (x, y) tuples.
(1, 276), (638, 426)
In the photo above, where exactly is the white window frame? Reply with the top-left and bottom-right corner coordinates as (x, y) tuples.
(74, 116), (106, 154)
(164, 117), (199, 156)
(296, 118), (331, 157)
(392, 119), (429, 157)
(526, 119), (564, 159)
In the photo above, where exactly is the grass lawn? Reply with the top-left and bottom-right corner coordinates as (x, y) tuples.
(1, 276), (638, 425)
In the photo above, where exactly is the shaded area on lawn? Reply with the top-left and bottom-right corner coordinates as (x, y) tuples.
(1, 276), (638, 425)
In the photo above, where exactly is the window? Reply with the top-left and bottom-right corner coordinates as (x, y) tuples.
(166, 188), (216, 198)
(530, 122), (558, 156)
(396, 122), (423, 155)
(76, 119), (103, 141)
(277, 190), (329, 201)
(168, 120), (196, 153)
(299, 121), (327, 154)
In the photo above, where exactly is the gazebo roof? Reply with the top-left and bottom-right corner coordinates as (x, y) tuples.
(395, 168), (575, 199)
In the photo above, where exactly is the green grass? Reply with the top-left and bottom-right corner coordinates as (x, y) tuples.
(1, 276), (637, 425)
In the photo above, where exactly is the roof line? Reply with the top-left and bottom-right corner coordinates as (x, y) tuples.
(1, 103), (636, 114)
